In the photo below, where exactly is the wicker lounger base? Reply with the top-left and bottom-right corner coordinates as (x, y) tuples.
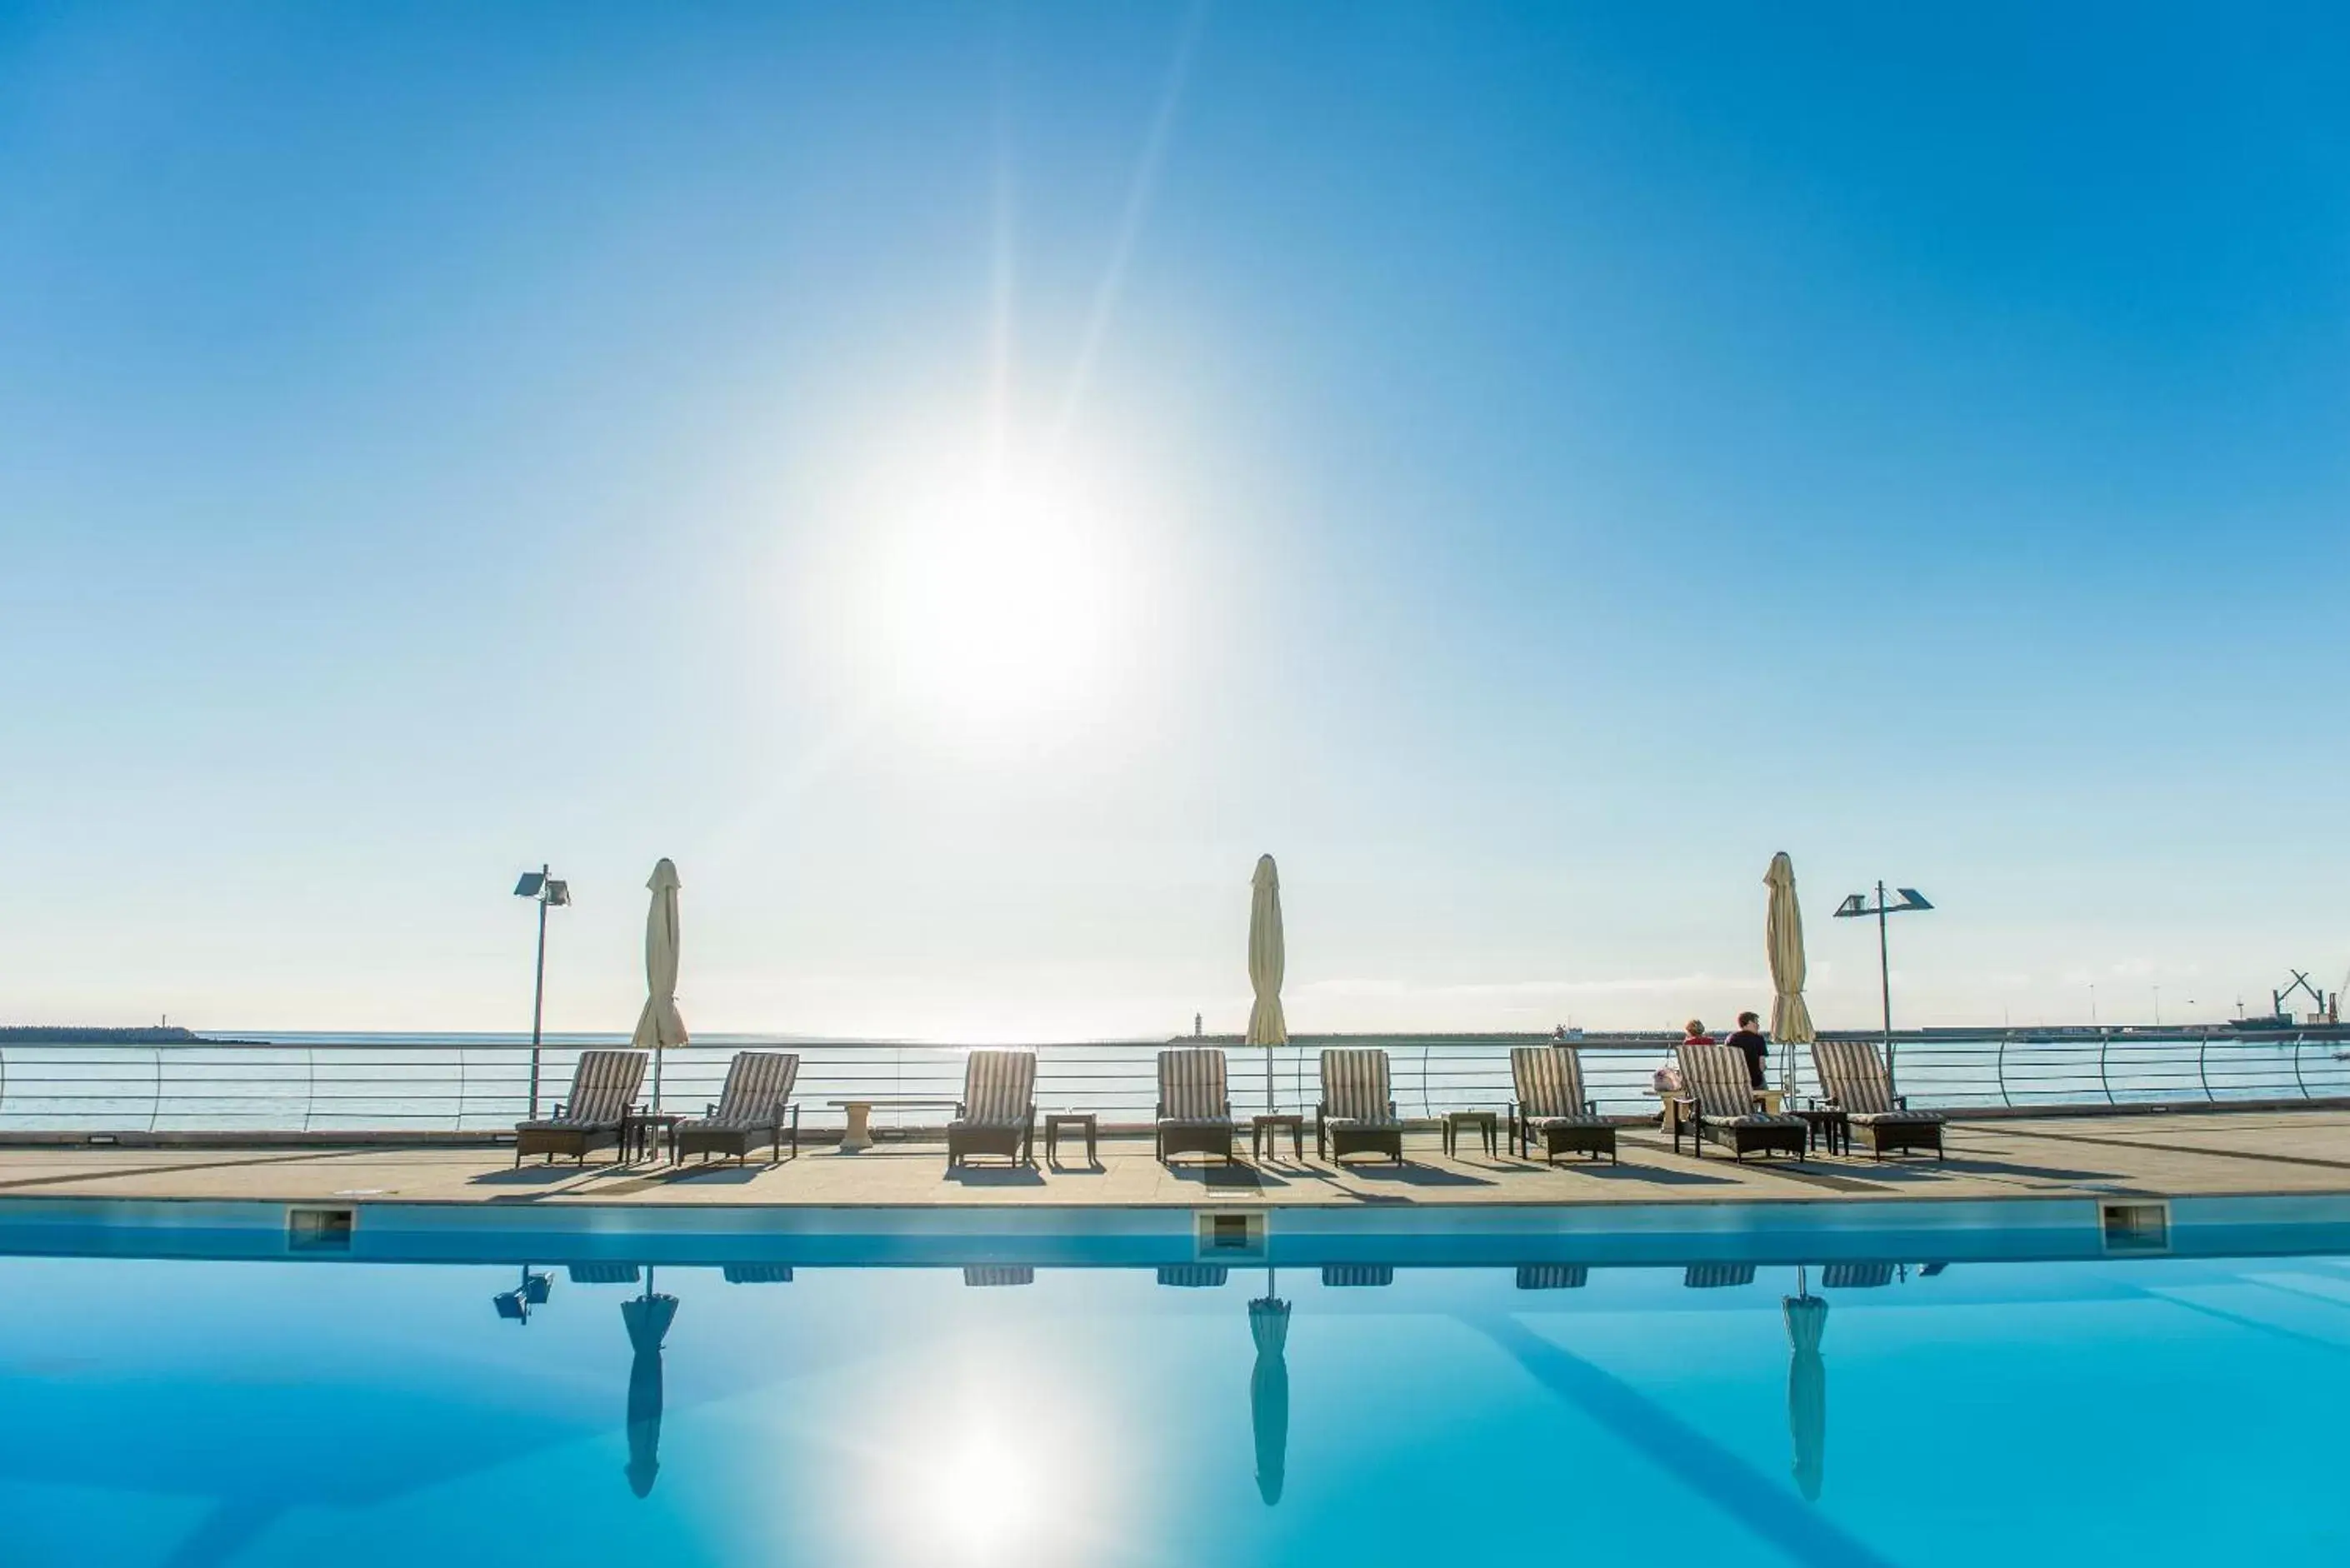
(1530, 1122), (1618, 1164)
(1856, 1118), (1945, 1160)
(1324, 1125), (1405, 1164)
(1157, 1122), (1237, 1163)
(674, 1116), (799, 1164)
(512, 1126), (624, 1166)
(1695, 1120), (1807, 1161)
(948, 1121), (1034, 1167)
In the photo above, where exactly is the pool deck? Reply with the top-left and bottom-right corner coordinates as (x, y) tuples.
(2, 1107), (2348, 1209)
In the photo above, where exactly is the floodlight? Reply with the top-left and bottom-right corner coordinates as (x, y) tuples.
(1831, 880), (1937, 1071)
(514, 871), (545, 898)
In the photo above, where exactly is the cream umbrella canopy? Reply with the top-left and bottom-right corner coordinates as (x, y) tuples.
(631, 858), (688, 1111)
(1766, 852), (1816, 1096)
(1246, 855), (1288, 1112)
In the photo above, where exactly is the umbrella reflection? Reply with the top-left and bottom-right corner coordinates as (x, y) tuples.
(622, 1268), (679, 1499)
(1249, 1269), (1290, 1506)
(1783, 1266), (1828, 1503)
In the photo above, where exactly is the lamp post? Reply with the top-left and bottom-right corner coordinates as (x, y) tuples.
(1832, 882), (1932, 1073)
(513, 866), (572, 1121)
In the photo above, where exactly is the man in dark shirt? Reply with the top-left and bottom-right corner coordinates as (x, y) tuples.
(1725, 1011), (1769, 1089)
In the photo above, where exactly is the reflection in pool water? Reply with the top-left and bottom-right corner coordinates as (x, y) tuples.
(0, 1246), (2345, 1566)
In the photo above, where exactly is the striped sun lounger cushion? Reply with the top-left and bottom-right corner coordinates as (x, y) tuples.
(1683, 1263), (1757, 1288)
(953, 1051), (1037, 1128)
(1320, 1049), (1402, 1127)
(1511, 1046), (1612, 1127)
(690, 1051), (799, 1129)
(1814, 1039), (1947, 1124)
(1822, 1261), (1896, 1289)
(518, 1050), (647, 1131)
(722, 1263), (795, 1284)
(566, 1261), (642, 1285)
(1321, 1264), (1394, 1287)
(1156, 1265), (1230, 1288)
(963, 1266), (1034, 1287)
(1515, 1264), (1590, 1291)
(1157, 1048), (1230, 1121)
(1678, 1042), (1804, 1127)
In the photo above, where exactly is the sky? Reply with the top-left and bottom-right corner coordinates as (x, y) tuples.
(2, 2), (2347, 1040)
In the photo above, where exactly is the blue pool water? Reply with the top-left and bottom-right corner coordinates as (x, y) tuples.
(2, 1232), (2348, 1566)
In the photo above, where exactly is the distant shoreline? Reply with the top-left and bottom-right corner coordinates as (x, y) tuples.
(0, 1026), (272, 1047)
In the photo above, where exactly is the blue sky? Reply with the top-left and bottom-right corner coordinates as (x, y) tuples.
(2, 2), (2345, 1036)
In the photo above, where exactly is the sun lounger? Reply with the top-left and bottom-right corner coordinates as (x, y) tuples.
(1317, 1048), (1406, 1163)
(1156, 1047), (1237, 1163)
(1515, 1264), (1589, 1290)
(1508, 1045), (1617, 1163)
(1675, 1041), (1807, 1161)
(722, 1263), (795, 1284)
(1813, 1039), (1947, 1159)
(672, 1051), (801, 1164)
(947, 1049), (1037, 1167)
(513, 1049), (647, 1166)
(567, 1261), (642, 1285)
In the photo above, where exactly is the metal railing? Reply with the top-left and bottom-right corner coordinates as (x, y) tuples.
(0, 1027), (2343, 1136)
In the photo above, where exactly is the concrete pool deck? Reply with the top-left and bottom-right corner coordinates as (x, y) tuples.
(2, 1107), (2348, 1209)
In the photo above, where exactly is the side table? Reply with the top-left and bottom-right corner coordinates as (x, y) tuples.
(623, 1111), (684, 1164)
(1044, 1111), (1098, 1166)
(1252, 1112), (1305, 1162)
(1797, 1105), (1851, 1157)
(1442, 1109), (1498, 1158)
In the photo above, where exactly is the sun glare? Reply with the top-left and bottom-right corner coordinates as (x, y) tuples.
(854, 441), (1148, 739)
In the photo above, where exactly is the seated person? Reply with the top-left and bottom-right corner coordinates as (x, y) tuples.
(1725, 1011), (1769, 1089)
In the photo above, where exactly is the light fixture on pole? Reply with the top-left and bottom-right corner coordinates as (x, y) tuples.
(513, 866), (572, 1121)
(1832, 882), (1932, 1059)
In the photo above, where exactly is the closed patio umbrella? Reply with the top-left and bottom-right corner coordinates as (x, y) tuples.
(631, 858), (688, 1112)
(1247, 855), (1287, 1113)
(1248, 1274), (1291, 1506)
(622, 1272), (679, 1498)
(1766, 852), (1816, 1097)
(1784, 1272), (1828, 1502)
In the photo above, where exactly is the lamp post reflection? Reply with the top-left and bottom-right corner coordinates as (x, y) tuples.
(491, 1266), (552, 1324)
(1248, 1269), (1290, 1506)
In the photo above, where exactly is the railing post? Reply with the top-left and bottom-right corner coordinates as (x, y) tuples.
(303, 1046), (316, 1133)
(1995, 1034), (2010, 1107)
(2098, 1030), (2113, 1105)
(2198, 1032), (2212, 1103)
(149, 1047), (163, 1133)
(1886, 1037), (1898, 1098)
(455, 1046), (468, 1132)
(2293, 1033), (2308, 1100)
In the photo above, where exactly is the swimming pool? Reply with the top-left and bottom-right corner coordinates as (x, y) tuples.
(1, 1199), (2345, 1567)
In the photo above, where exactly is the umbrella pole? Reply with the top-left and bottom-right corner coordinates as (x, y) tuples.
(652, 1051), (662, 1115)
(1266, 1044), (1274, 1116)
